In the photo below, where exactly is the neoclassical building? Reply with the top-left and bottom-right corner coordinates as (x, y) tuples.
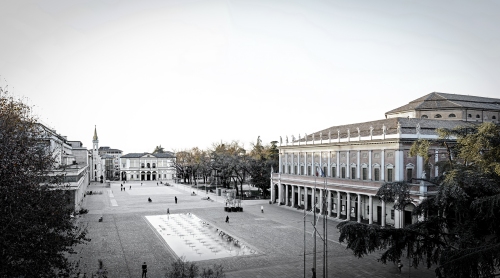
(119, 152), (176, 181)
(271, 92), (500, 228)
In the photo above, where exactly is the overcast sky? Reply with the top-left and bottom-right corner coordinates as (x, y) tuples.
(1, 0), (499, 153)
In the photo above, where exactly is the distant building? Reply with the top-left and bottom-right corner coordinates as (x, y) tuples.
(119, 152), (176, 181)
(272, 92), (500, 228)
(99, 146), (123, 180)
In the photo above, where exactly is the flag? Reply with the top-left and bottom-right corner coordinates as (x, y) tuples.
(317, 167), (325, 177)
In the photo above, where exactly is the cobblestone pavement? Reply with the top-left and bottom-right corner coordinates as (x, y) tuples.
(75, 181), (435, 278)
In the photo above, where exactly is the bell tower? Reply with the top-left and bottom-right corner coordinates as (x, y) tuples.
(91, 126), (101, 182)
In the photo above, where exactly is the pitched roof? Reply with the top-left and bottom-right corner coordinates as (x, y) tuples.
(120, 152), (175, 158)
(386, 92), (500, 115)
(296, 117), (478, 142)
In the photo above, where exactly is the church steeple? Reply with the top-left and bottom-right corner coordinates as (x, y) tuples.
(93, 125), (98, 141)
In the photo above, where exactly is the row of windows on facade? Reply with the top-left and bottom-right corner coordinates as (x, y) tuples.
(304, 198), (398, 220)
(127, 174), (169, 178)
(282, 165), (421, 182)
(421, 113), (497, 119)
(284, 151), (446, 161)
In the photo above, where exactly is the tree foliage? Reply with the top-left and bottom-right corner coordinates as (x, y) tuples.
(164, 257), (225, 278)
(337, 122), (500, 278)
(0, 88), (88, 277)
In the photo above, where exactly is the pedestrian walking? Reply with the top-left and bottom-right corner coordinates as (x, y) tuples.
(167, 208), (170, 215)
(142, 262), (147, 278)
(129, 185), (131, 190)
(311, 267), (316, 278)
(261, 205), (264, 213)
(141, 182), (143, 186)
(397, 260), (403, 273)
(175, 196), (177, 204)
(225, 215), (229, 223)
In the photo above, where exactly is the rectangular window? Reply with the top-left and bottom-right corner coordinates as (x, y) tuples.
(294, 166), (297, 174)
(287, 165), (291, 174)
(307, 166), (312, 176)
(282, 165), (285, 173)
(362, 168), (368, 180)
(391, 210), (395, 220)
(406, 168), (413, 182)
(323, 166), (327, 177)
(366, 205), (369, 214)
(351, 167), (356, 179)
(387, 168), (393, 182)
(300, 166), (304, 175)
(374, 168), (380, 181)
(331, 167), (336, 177)
(341, 167), (346, 178)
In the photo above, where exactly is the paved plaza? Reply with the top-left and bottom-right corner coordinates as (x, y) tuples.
(75, 181), (435, 278)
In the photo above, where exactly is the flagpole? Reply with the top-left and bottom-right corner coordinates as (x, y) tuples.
(304, 186), (306, 278)
(314, 170), (317, 277)
(324, 174), (327, 278)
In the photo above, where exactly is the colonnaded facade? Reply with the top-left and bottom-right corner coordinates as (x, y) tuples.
(271, 92), (500, 228)
(119, 152), (176, 181)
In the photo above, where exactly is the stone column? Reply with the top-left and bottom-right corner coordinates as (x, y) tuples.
(369, 195), (373, 224)
(357, 150), (361, 179)
(336, 151), (340, 177)
(381, 200), (386, 227)
(346, 151), (350, 178)
(270, 180), (275, 203)
(357, 194), (362, 223)
(328, 152), (331, 177)
(298, 152), (301, 175)
(395, 150), (404, 181)
(319, 189), (323, 214)
(381, 149), (385, 181)
(369, 150), (372, 180)
(312, 187), (316, 212)
(346, 192), (351, 221)
(285, 184), (289, 206)
(435, 149), (439, 177)
(291, 185), (296, 207)
(327, 190), (332, 217)
(337, 192), (341, 219)
(304, 187), (309, 211)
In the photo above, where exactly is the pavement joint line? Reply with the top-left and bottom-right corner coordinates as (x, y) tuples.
(112, 214), (132, 278)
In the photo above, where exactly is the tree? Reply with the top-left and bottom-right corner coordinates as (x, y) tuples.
(0, 88), (88, 277)
(247, 137), (278, 198)
(153, 145), (165, 154)
(164, 257), (225, 278)
(337, 122), (500, 278)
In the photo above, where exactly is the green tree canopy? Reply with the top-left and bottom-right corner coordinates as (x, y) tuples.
(0, 88), (88, 277)
(337, 122), (500, 278)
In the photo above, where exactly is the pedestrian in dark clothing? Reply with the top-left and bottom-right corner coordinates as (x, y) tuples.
(142, 262), (147, 278)
(311, 267), (316, 278)
(129, 186), (131, 190)
(167, 208), (170, 215)
(175, 196), (177, 204)
(225, 215), (229, 223)
(397, 260), (403, 273)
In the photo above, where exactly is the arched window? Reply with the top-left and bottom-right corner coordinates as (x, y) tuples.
(421, 115), (428, 119)
(147, 163), (151, 168)
(493, 116), (497, 120)
(152, 163), (156, 168)
(476, 114), (481, 118)
(434, 114), (442, 118)
(468, 114), (472, 118)
(141, 163), (145, 168)
(448, 113), (456, 118)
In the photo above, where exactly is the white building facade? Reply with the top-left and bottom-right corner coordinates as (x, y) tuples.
(119, 152), (176, 181)
(272, 92), (500, 228)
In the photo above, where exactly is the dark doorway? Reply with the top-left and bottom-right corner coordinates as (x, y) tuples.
(377, 206), (382, 225)
(294, 192), (298, 207)
(404, 210), (413, 226)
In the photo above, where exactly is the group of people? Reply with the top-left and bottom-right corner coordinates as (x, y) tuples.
(120, 184), (131, 191)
